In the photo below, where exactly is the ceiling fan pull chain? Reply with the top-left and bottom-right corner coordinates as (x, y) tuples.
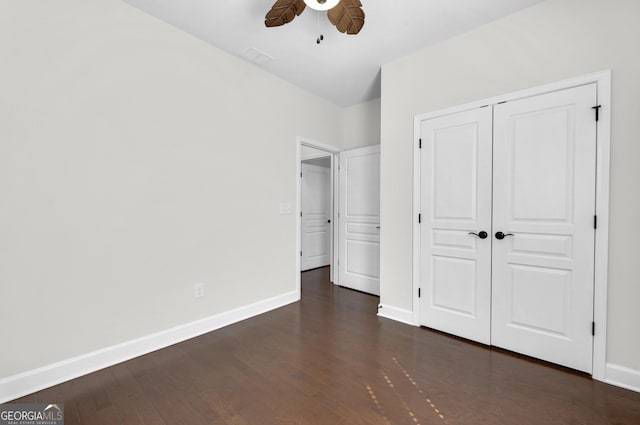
(316, 10), (324, 44)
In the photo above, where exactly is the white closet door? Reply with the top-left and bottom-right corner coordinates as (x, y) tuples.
(491, 84), (597, 373)
(301, 162), (331, 271)
(419, 107), (493, 344)
(339, 145), (380, 295)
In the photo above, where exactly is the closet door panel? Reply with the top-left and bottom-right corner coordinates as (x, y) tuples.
(491, 84), (597, 373)
(419, 107), (493, 344)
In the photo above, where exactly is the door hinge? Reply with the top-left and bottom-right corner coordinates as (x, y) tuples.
(300, 172), (303, 178)
(594, 215), (597, 229)
(418, 213), (422, 223)
(592, 321), (595, 336)
(418, 288), (421, 298)
(592, 105), (602, 121)
(300, 211), (303, 217)
(300, 251), (303, 257)
(419, 138), (422, 149)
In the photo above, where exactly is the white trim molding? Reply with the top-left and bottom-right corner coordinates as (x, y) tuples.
(412, 70), (611, 382)
(605, 363), (640, 394)
(0, 291), (299, 403)
(377, 304), (416, 326)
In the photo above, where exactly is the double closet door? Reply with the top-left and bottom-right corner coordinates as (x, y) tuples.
(419, 84), (597, 373)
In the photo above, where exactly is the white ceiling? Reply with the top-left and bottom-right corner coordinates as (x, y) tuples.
(123, 0), (544, 107)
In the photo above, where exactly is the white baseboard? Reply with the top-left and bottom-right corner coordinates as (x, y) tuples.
(0, 291), (299, 403)
(605, 363), (640, 393)
(377, 304), (416, 326)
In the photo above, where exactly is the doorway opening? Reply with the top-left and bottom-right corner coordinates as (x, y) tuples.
(296, 138), (340, 298)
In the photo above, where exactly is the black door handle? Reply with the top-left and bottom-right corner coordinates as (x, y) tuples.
(468, 231), (488, 239)
(495, 231), (514, 240)
(327, 219), (331, 223)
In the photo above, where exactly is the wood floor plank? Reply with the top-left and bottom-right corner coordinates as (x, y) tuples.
(9, 266), (640, 424)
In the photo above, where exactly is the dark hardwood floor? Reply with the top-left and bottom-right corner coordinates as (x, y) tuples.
(14, 267), (640, 424)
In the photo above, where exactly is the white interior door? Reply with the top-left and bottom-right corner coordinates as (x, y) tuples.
(301, 162), (331, 271)
(417, 83), (597, 372)
(491, 84), (597, 373)
(339, 145), (380, 295)
(419, 107), (493, 344)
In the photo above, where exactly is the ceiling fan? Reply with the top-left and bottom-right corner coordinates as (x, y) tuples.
(265, 0), (365, 37)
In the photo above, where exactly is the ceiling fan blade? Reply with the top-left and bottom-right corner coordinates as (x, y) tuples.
(265, 0), (306, 28)
(328, 0), (365, 35)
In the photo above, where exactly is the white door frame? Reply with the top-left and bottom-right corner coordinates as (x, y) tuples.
(296, 137), (340, 297)
(412, 70), (611, 381)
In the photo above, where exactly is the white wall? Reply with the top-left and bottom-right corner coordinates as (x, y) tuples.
(0, 0), (343, 380)
(342, 98), (381, 149)
(380, 0), (640, 373)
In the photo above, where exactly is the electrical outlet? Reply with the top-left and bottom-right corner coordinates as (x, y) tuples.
(194, 282), (205, 298)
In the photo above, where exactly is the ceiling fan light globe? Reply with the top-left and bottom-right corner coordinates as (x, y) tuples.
(303, 0), (340, 11)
